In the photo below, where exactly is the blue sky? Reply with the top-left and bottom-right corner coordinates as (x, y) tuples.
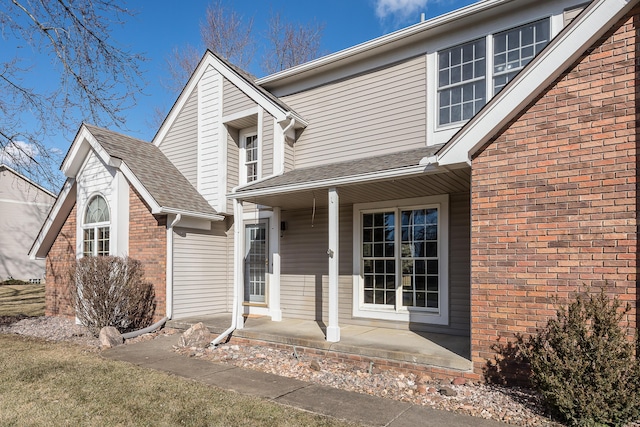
(4, 0), (475, 182)
(117, 0), (475, 141)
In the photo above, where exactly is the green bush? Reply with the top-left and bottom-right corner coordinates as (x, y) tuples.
(520, 291), (640, 426)
(70, 256), (156, 336)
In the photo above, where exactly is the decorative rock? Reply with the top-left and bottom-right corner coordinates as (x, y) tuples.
(439, 386), (457, 397)
(309, 360), (321, 371)
(178, 322), (213, 348)
(416, 384), (427, 394)
(99, 326), (123, 348)
(452, 377), (466, 386)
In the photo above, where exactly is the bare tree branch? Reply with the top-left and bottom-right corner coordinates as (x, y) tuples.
(0, 0), (146, 190)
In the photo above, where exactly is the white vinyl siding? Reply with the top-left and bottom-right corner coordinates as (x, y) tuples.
(172, 222), (231, 319)
(226, 128), (239, 213)
(158, 90), (199, 187)
(282, 56), (426, 168)
(198, 65), (223, 210)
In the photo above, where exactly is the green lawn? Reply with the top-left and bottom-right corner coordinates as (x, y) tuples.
(0, 283), (45, 317)
(0, 334), (357, 426)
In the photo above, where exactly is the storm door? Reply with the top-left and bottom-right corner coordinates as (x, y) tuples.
(244, 221), (268, 303)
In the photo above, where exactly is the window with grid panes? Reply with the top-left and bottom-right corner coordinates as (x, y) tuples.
(83, 195), (110, 257)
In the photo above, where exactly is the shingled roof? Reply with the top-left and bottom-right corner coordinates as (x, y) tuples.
(235, 144), (444, 194)
(84, 124), (218, 217)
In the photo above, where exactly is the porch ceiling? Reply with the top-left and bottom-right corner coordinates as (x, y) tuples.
(239, 167), (471, 210)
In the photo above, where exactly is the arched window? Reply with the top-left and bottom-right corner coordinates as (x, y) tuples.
(83, 195), (110, 257)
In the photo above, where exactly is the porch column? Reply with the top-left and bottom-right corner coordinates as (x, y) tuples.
(327, 187), (340, 342)
(269, 207), (282, 321)
(234, 199), (245, 329)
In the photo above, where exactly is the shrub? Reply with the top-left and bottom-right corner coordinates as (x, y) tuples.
(70, 256), (156, 336)
(520, 291), (640, 426)
(0, 279), (32, 286)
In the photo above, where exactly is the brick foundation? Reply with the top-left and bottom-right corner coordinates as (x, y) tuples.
(470, 10), (639, 377)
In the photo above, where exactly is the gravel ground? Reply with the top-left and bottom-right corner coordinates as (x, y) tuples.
(0, 315), (563, 427)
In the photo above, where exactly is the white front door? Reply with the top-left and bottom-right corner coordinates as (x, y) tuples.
(244, 221), (268, 304)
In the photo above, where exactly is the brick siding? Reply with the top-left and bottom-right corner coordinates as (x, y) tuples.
(45, 185), (167, 322)
(45, 204), (77, 317)
(128, 186), (167, 321)
(470, 11), (639, 376)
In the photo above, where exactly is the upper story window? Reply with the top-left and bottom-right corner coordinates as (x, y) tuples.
(493, 19), (550, 94)
(437, 18), (550, 127)
(83, 195), (110, 257)
(240, 127), (259, 184)
(438, 38), (486, 126)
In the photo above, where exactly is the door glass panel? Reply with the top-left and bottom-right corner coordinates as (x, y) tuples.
(245, 222), (267, 303)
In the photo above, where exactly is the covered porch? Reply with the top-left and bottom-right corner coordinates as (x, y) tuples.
(168, 314), (472, 372)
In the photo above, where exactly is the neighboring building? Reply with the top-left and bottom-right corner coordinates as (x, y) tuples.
(30, 0), (639, 380)
(1, 164), (55, 282)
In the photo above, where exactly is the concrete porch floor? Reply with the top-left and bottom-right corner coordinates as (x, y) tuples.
(167, 314), (472, 372)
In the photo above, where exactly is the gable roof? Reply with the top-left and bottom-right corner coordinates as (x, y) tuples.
(30, 124), (223, 259)
(436, 0), (637, 166)
(153, 50), (307, 146)
(82, 124), (219, 218)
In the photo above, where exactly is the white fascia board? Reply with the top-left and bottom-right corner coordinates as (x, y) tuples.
(228, 164), (438, 200)
(0, 164), (57, 198)
(28, 179), (76, 259)
(62, 125), (114, 177)
(437, 0), (636, 166)
(256, 0), (509, 87)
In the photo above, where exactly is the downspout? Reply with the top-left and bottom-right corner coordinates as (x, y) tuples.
(210, 198), (241, 346)
(166, 213), (182, 320)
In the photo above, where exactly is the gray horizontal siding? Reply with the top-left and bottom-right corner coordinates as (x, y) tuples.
(158, 90), (198, 187)
(172, 222), (232, 319)
(262, 114), (274, 177)
(223, 78), (255, 116)
(282, 56), (427, 168)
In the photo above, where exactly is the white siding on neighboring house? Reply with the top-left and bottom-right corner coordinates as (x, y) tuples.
(172, 222), (232, 319)
(0, 168), (55, 281)
(282, 56), (427, 168)
(158, 90), (199, 187)
(223, 78), (255, 117)
(198, 66), (224, 211)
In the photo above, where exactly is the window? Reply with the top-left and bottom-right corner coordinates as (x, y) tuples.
(438, 38), (486, 126)
(493, 19), (549, 94)
(83, 195), (110, 257)
(241, 130), (259, 183)
(354, 195), (449, 325)
(437, 18), (550, 127)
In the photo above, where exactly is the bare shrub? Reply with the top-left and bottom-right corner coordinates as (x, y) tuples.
(70, 256), (155, 336)
(520, 291), (640, 426)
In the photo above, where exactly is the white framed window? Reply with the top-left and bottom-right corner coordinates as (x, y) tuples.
(353, 195), (449, 325)
(240, 127), (259, 184)
(83, 194), (110, 257)
(437, 18), (550, 127)
(438, 38), (486, 126)
(493, 19), (550, 94)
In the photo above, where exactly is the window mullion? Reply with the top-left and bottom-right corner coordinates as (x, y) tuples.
(394, 208), (401, 313)
(486, 33), (493, 102)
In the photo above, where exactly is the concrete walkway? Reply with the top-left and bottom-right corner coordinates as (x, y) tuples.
(101, 334), (506, 427)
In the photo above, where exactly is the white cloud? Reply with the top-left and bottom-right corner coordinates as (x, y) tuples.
(0, 141), (39, 167)
(375, 0), (430, 20)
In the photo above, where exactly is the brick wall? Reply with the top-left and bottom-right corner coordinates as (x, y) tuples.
(128, 186), (167, 321)
(45, 204), (77, 317)
(45, 185), (168, 322)
(471, 11), (639, 376)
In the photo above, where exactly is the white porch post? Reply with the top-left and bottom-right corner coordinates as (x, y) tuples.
(327, 187), (340, 342)
(269, 207), (282, 321)
(234, 199), (245, 329)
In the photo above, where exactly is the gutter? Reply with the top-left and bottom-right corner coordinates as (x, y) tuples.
(166, 213), (182, 320)
(210, 199), (242, 346)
